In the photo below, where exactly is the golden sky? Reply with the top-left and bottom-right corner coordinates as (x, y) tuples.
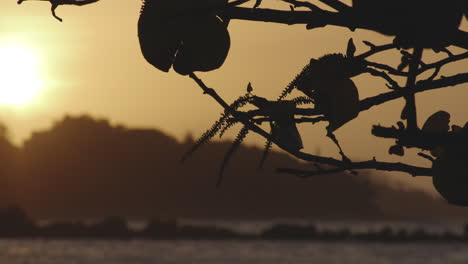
(0, 0), (467, 191)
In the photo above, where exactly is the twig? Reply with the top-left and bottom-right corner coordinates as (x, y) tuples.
(277, 158), (433, 177)
(315, 0), (351, 12)
(365, 61), (407, 77)
(280, 0), (321, 12)
(371, 125), (468, 151)
(400, 47), (423, 131)
(224, 7), (468, 49)
(227, 0), (251, 7)
(364, 67), (401, 90)
(418, 152), (435, 163)
(252, 116), (326, 124)
(356, 43), (396, 60)
(188, 73), (439, 179)
(360, 73), (468, 112)
(417, 52), (468, 75)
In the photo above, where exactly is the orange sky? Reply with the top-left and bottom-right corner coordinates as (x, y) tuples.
(0, 0), (467, 192)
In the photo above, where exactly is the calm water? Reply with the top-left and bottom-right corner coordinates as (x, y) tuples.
(1, 239), (468, 264)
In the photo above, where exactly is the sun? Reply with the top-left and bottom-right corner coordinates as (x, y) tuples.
(0, 43), (43, 107)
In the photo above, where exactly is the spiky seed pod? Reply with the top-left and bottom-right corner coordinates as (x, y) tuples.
(289, 54), (363, 132)
(138, 0), (230, 75)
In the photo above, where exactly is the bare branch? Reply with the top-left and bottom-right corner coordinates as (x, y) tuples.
(280, 0), (321, 12)
(277, 159), (433, 177)
(225, 7), (468, 49)
(401, 48), (423, 131)
(356, 43), (396, 60)
(417, 52), (468, 75)
(227, 0), (251, 7)
(364, 67), (401, 90)
(252, 116), (325, 124)
(371, 125), (468, 151)
(365, 61), (407, 77)
(360, 73), (468, 112)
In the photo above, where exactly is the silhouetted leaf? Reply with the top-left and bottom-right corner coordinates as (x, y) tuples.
(346, 38), (356, 58)
(173, 15), (231, 75)
(389, 144), (404, 156)
(247, 82), (253, 93)
(422, 111), (450, 133)
(270, 101), (303, 151)
(287, 54), (363, 132)
(138, 0), (230, 74)
(433, 153), (468, 206)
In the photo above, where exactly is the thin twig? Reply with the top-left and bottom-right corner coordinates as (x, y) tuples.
(365, 61), (407, 76)
(280, 0), (321, 12)
(417, 52), (468, 75)
(277, 158), (433, 177)
(356, 43), (396, 60)
(401, 47), (423, 131)
(364, 67), (401, 90)
(360, 73), (468, 112)
(252, 116), (326, 124)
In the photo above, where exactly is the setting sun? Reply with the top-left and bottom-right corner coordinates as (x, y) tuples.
(0, 43), (42, 106)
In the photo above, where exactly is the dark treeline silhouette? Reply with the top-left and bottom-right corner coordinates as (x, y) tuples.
(0, 114), (466, 220)
(1, 205), (468, 242)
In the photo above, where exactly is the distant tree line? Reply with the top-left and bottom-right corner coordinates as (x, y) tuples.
(2, 205), (468, 242)
(0, 115), (467, 220)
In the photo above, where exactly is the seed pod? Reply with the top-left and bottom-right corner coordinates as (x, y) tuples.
(138, 0), (230, 74)
(432, 153), (468, 206)
(295, 54), (362, 132)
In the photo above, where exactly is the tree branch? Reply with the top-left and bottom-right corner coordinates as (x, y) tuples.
(188, 73), (447, 179)
(360, 73), (468, 112)
(417, 52), (468, 75)
(277, 159), (433, 177)
(225, 7), (468, 49)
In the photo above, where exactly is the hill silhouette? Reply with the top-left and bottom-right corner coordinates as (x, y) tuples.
(0, 115), (465, 220)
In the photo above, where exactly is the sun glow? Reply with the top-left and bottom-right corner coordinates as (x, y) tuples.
(0, 43), (43, 107)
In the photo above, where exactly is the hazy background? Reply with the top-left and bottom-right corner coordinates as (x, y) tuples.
(0, 0), (467, 199)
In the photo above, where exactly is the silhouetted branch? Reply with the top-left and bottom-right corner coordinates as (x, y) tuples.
(18, 0), (101, 22)
(227, 0), (251, 7)
(364, 67), (401, 90)
(280, 0), (321, 12)
(360, 73), (468, 112)
(401, 48), (423, 131)
(189, 73), (436, 178)
(371, 125), (467, 151)
(225, 6), (468, 49)
(244, 73), (467, 120)
(252, 116), (325, 124)
(365, 61), (407, 77)
(277, 159), (433, 177)
(315, 0), (351, 12)
(417, 52), (468, 75)
(356, 43), (396, 60)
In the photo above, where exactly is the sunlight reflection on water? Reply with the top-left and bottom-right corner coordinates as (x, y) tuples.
(1, 240), (468, 264)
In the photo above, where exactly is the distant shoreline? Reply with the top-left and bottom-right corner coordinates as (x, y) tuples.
(2, 206), (468, 242)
